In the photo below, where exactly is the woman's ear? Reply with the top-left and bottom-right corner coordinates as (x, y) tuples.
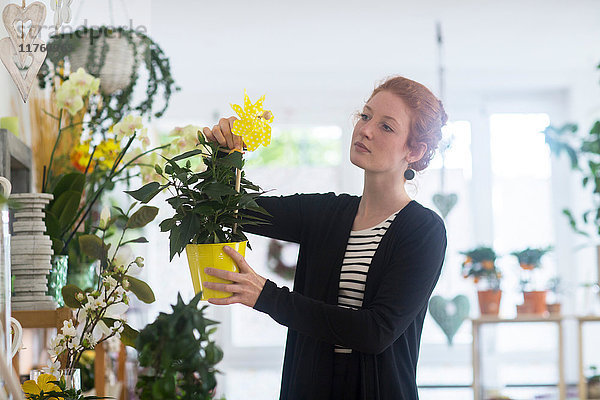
(407, 142), (428, 165)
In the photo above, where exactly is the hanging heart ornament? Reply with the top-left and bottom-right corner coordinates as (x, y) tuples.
(0, 2), (47, 103)
(432, 192), (458, 219)
(428, 294), (470, 345)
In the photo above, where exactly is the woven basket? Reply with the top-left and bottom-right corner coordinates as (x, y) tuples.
(69, 35), (140, 95)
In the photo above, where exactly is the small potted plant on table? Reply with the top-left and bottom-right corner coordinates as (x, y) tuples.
(511, 246), (553, 315)
(127, 91), (273, 300)
(461, 246), (502, 316)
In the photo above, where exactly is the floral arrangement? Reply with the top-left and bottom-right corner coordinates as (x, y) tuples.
(39, 68), (168, 287)
(511, 246), (553, 270)
(461, 246), (502, 290)
(31, 203), (157, 398)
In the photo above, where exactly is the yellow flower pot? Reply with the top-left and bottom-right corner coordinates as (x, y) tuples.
(185, 241), (247, 300)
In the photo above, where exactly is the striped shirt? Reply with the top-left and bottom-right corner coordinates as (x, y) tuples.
(335, 210), (400, 354)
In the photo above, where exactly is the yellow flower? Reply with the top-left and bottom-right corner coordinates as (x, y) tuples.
(68, 67), (100, 96)
(56, 80), (84, 116)
(22, 373), (61, 399)
(96, 139), (121, 169)
(113, 115), (144, 138)
(230, 90), (274, 151)
(70, 141), (92, 172)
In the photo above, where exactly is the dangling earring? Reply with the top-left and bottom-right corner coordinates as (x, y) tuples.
(404, 166), (415, 180)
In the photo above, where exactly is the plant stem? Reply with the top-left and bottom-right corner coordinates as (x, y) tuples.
(43, 109), (64, 192)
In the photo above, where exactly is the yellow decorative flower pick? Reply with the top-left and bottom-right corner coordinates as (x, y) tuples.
(230, 90), (274, 151)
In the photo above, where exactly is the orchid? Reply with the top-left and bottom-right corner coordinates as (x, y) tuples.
(113, 115), (145, 138)
(56, 81), (84, 116)
(68, 68), (100, 97)
(230, 90), (274, 151)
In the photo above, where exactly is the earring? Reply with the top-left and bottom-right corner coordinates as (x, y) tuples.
(404, 168), (415, 180)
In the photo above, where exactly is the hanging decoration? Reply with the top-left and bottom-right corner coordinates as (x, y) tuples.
(50, 0), (72, 30)
(431, 21), (458, 219)
(428, 294), (470, 345)
(0, 1), (47, 102)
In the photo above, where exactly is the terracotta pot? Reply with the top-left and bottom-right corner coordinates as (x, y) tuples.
(523, 291), (548, 315)
(478, 290), (502, 316)
(516, 303), (534, 316)
(547, 303), (561, 315)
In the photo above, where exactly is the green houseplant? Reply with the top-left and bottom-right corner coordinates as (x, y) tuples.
(511, 246), (553, 315)
(542, 61), (600, 239)
(135, 292), (225, 400)
(461, 246), (502, 315)
(127, 133), (270, 299)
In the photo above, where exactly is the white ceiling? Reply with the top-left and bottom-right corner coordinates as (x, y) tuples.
(50, 0), (600, 123)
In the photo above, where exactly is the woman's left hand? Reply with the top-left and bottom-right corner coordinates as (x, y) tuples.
(203, 246), (267, 307)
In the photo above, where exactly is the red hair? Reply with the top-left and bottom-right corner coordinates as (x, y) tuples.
(369, 76), (448, 171)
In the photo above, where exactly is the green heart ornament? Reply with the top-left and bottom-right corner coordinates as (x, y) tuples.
(432, 193), (458, 219)
(429, 295), (470, 345)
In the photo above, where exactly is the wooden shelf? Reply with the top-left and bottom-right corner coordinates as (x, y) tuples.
(0, 129), (32, 193)
(472, 315), (566, 400)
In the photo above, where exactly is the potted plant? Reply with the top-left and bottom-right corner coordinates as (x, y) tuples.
(136, 292), (225, 400)
(588, 365), (600, 399)
(38, 68), (168, 294)
(511, 246), (553, 315)
(38, 26), (179, 131)
(127, 134), (270, 300)
(546, 276), (562, 315)
(127, 91), (273, 300)
(461, 246), (502, 316)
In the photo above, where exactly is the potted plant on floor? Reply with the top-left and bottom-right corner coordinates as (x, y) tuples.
(588, 365), (600, 399)
(511, 246), (553, 315)
(136, 292), (225, 400)
(126, 91), (274, 300)
(461, 246), (502, 316)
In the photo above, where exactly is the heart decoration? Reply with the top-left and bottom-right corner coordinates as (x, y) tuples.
(0, 2), (47, 103)
(432, 192), (458, 219)
(50, 0), (73, 28)
(428, 295), (470, 345)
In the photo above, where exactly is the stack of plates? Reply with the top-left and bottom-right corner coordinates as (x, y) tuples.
(10, 193), (57, 311)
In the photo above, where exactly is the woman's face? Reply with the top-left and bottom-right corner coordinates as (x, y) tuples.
(350, 90), (422, 174)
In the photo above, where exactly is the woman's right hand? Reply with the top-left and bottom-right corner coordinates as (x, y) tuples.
(202, 116), (245, 151)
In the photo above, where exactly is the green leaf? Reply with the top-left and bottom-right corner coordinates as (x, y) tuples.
(120, 323), (139, 348)
(50, 172), (85, 199)
(61, 284), (83, 308)
(50, 190), (82, 232)
(126, 275), (156, 304)
(126, 206), (159, 229)
(125, 182), (163, 203)
(122, 237), (149, 245)
(203, 182), (236, 199)
(79, 234), (108, 260)
(219, 151), (244, 169)
(171, 149), (204, 162)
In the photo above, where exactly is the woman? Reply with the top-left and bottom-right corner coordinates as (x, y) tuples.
(201, 76), (448, 400)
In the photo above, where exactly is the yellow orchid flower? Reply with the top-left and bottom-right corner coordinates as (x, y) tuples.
(22, 373), (62, 399)
(70, 141), (92, 172)
(230, 90), (274, 151)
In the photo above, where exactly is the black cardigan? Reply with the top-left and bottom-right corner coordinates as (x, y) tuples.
(245, 192), (447, 400)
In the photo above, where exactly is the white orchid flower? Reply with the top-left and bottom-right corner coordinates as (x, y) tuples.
(42, 359), (61, 379)
(61, 320), (77, 337)
(99, 206), (111, 229)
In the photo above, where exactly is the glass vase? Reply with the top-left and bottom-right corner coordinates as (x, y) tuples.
(30, 368), (81, 390)
(48, 255), (69, 307)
